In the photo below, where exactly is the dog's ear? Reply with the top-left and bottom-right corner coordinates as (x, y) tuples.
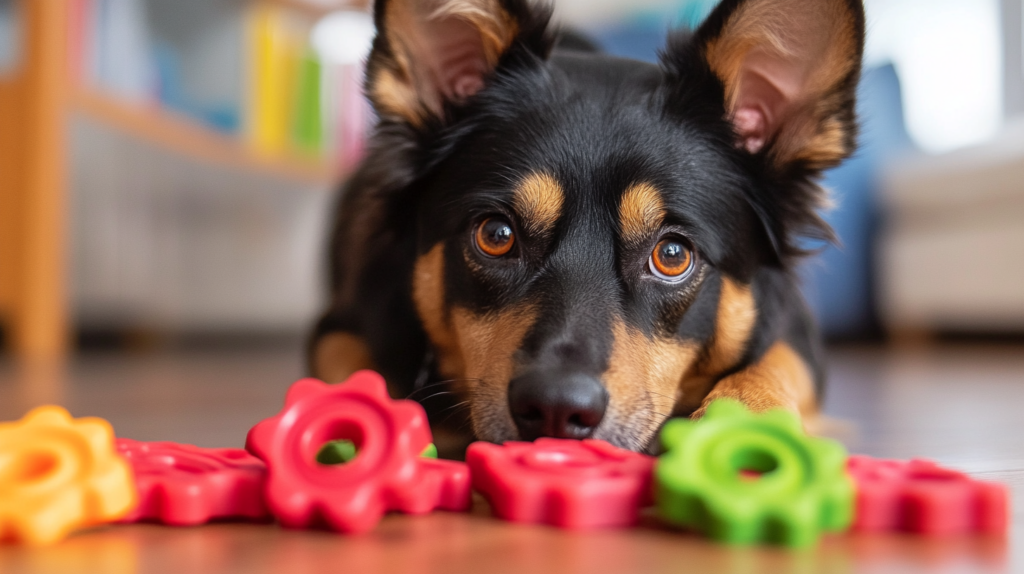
(366, 0), (553, 127)
(686, 0), (865, 171)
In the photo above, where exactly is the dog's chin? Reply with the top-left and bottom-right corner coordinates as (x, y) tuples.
(469, 403), (667, 454)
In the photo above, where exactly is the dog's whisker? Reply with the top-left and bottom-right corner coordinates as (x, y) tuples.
(645, 389), (677, 401)
(417, 391), (458, 403)
(405, 378), (481, 400)
(404, 379), (453, 396)
(436, 401), (473, 427)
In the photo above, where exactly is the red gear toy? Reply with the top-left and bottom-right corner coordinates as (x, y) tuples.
(847, 455), (1008, 535)
(466, 438), (655, 529)
(115, 439), (270, 525)
(245, 372), (471, 534)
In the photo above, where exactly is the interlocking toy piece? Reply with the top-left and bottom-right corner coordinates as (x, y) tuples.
(466, 438), (655, 529)
(656, 399), (853, 547)
(115, 439), (271, 525)
(847, 455), (1008, 535)
(0, 406), (136, 545)
(315, 440), (437, 465)
(245, 372), (471, 534)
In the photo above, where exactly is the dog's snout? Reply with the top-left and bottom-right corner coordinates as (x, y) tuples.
(508, 372), (608, 441)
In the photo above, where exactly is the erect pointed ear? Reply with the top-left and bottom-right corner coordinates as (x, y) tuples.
(365, 0), (553, 127)
(693, 0), (865, 170)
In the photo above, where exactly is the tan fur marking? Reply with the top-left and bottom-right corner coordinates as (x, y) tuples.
(705, 0), (858, 167)
(691, 341), (818, 422)
(604, 320), (699, 446)
(513, 172), (564, 238)
(452, 305), (538, 440)
(313, 333), (377, 384)
(412, 244), (465, 379)
(700, 277), (757, 374)
(618, 183), (665, 245)
(373, 69), (428, 128)
(413, 243), (540, 441)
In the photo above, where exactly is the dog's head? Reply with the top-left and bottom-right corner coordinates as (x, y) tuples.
(363, 0), (864, 450)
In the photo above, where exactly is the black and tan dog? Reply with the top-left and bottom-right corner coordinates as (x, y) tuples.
(310, 0), (865, 454)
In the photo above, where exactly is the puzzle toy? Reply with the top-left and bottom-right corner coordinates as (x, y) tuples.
(245, 372), (471, 534)
(115, 439), (271, 526)
(315, 439), (437, 464)
(0, 406), (136, 546)
(847, 455), (1009, 535)
(467, 438), (655, 529)
(655, 399), (854, 547)
(0, 372), (1012, 547)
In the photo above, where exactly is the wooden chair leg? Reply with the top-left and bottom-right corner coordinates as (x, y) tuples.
(6, 0), (71, 359)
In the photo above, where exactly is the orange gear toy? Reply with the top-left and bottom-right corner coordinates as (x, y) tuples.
(0, 406), (137, 545)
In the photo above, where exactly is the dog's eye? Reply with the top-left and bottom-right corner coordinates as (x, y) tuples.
(475, 217), (515, 257)
(649, 237), (694, 281)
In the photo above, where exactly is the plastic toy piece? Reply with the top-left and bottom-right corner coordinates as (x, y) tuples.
(316, 439), (358, 465)
(316, 440), (438, 465)
(245, 372), (472, 534)
(655, 399), (854, 547)
(115, 439), (271, 525)
(0, 406), (136, 546)
(421, 443), (438, 459)
(466, 438), (655, 529)
(847, 455), (1009, 535)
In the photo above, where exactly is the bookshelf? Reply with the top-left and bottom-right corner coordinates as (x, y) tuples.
(0, 0), (366, 360)
(275, 0), (367, 17)
(72, 88), (340, 184)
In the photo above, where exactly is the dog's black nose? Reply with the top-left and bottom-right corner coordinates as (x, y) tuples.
(508, 372), (609, 440)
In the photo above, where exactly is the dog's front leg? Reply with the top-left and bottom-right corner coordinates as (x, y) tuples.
(690, 341), (818, 422)
(312, 331), (377, 384)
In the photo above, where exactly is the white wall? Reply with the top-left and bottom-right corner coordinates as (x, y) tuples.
(863, 0), (1003, 153)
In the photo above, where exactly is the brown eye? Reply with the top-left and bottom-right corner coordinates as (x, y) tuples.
(475, 217), (515, 257)
(649, 237), (693, 281)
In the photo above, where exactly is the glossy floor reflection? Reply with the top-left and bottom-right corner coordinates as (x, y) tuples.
(0, 341), (1021, 573)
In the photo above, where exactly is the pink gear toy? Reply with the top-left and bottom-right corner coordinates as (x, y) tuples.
(245, 372), (471, 534)
(115, 439), (270, 526)
(466, 438), (655, 529)
(847, 455), (1008, 535)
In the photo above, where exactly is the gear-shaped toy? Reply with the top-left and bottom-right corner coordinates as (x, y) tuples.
(116, 439), (271, 525)
(0, 406), (136, 545)
(245, 372), (471, 534)
(467, 438), (655, 529)
(847, 455), (1008, 535)
(655, 399), (853, 547)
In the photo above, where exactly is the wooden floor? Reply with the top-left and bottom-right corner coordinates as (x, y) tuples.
(1, 341), (1021, 573)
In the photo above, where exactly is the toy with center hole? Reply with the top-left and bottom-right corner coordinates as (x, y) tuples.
(847, 455), (1008, 535)
(466, 438), (655, 529)
(245, 371), (471, 534)
(315, 440), (437, 465)
(655, 399), (853, 547)
(115, 439), (271, 525)
(0, 406), (136, 546)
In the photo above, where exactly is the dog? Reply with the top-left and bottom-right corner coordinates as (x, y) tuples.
(309, 0), (865, 455)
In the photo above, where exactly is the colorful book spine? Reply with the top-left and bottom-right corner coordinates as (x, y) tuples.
(246, 5), (292, 154)
(292, 50), (323, 155)
(66, 0), (369, 167)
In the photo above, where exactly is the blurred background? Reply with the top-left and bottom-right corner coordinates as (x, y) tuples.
(0, 0), (1022, 359)
(4, 4), (1024, 565)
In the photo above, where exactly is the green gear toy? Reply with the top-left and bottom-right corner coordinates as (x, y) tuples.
(655, 399), (854, 547)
